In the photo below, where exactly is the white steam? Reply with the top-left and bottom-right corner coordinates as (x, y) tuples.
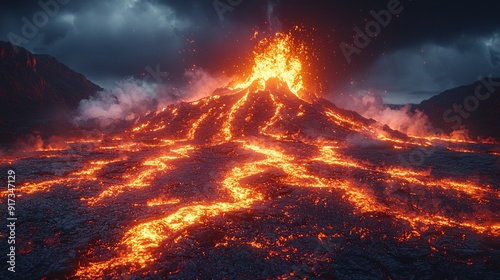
(266, 0), (282, 31)
(74, 69), (231, 128)
(331, 92), (434, 136)
(158, 68), (231, 108)
(75, 79), (156, 127)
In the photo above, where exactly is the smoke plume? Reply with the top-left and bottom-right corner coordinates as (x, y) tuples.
(74, 69), (231, 128)
(331, 91), (434, 137)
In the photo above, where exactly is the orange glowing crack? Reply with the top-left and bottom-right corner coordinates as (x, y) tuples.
(132, 121), (151, 132)
(222, 90), (250, 141)
(396, 213), (500, 236)
(22, 158), (124, 194)
(187, 108), (213, 139)
(309, 148), (499, 235)
(324, 109), (365, 131)
(146, 197), (180, 207)
(85, 149), (190, 206)
(259, 93), (286, 140)
(385, 167), (497, 201)
(312, 145), (368, 170)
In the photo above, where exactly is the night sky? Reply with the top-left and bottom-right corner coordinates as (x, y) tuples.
(1, 0), (500, 104)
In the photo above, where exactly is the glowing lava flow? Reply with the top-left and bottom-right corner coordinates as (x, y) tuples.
(5, 32), (500, 279)
(75, 138), (499, 277)
(74, 143), (270, 276)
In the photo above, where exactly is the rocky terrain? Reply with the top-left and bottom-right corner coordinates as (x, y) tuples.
(0, 41), (101, 144)
(414, 77), (500, 140)
(1, 80), (499, 279)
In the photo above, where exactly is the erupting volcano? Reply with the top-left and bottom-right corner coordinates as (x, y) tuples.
(2, 32), (500, 279)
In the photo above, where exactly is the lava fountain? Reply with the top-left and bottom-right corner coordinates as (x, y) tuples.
(231, 32), (306, 99)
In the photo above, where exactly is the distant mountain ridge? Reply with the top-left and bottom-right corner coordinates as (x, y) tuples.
(414, 77), (500, 140)
(0, 41), (102, 143)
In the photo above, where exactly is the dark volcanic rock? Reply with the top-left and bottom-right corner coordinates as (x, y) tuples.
(0, 41), (102, 144)
(414, 77), (500, 140)
(1, 77), (499, 280)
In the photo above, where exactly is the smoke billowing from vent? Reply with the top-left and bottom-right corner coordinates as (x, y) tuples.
(74, 69), (231, 128)
(266, 0), (282, 31)
(74, 79), (157, 127)
(331, 91), (436, 137)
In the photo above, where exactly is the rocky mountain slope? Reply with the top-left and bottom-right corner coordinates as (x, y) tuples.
(414, 77), (500, 140)
(0, 41), (101, 144)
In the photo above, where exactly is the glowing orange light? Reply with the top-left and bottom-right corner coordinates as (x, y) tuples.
(9, 30), (500, 280)
(233, 32), (305, 98)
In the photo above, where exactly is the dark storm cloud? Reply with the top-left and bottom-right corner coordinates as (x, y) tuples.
(0, 0), (267, 88)
(349, 33), (500, 104)
(269, 0), (500, 100)
(1, 0), (499, 102)
(338, 0), (500, 104)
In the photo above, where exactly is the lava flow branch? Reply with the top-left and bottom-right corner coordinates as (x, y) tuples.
(4, 32), (499, 278)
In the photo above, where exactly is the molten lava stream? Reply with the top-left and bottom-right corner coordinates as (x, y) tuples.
(75, 143), (277, 277)
(21, 157), (125, 194)
(74, 141), (380, 277)
(310, 143), (500, 236)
